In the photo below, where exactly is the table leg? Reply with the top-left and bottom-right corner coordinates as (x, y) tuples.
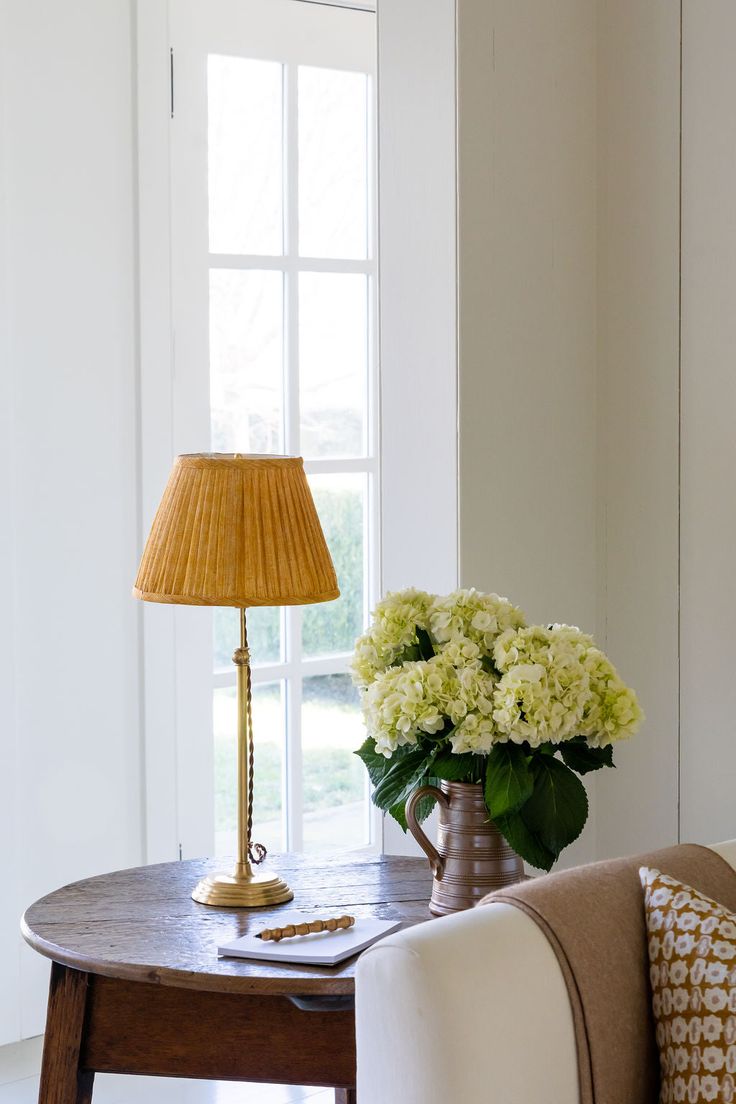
(38, 963), (94, 1104)
(334, 1092), (356, 1104)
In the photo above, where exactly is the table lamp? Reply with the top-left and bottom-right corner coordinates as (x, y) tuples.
(133, 454), (339, 907)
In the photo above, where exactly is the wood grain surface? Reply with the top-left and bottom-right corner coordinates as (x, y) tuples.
(38, 963), (94, 1104)
(23, 853), (433, 996)
(82, 976), (357, 1087)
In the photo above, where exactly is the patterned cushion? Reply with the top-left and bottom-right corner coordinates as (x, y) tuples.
(641, 866), (736, 1103)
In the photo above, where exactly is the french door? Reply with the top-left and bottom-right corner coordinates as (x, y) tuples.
(168, 0), (379, 856)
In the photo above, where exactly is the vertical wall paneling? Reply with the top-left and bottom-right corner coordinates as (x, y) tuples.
(135, 0), (181, 864)
(0, 0), (21, 1041)
(1, 0), (144, 1040)
(457, 0), (598, 631)
(377, 0), (458, 599)
(456, 0), (598, 864)
(595, 0), (681, 858)
(377, 0), (458, 853)
(679, 0), (736, 844)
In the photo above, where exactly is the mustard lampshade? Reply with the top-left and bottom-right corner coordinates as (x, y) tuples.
(133, 453), (339, 607)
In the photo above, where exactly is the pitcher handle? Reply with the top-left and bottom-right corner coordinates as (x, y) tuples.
(405, 785), (449, 879)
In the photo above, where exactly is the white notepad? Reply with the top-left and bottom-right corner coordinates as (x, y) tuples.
(217, 912), (402, 966)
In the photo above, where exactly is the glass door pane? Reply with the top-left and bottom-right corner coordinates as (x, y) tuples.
(214, 606), (281, 671)
(209, 269), (284, 453)
(172, 0), (377, 858)
(301, 674), (368, 851)
(214, 681), (286, 854)
(298, 66), (369, 259)
(302, 474), (367, 658)
(208, 55), (283, 255)
(299, 273), (369, 458)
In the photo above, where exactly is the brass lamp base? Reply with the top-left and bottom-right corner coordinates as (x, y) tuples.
(191, 864), (293, 908)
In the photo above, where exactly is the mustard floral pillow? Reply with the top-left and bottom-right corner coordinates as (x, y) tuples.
(640, 866), (736, 1103)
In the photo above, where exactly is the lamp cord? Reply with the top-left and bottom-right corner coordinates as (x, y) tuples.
(242, 611), (267, 866)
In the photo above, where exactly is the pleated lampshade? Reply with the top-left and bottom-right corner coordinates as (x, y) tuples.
(133, 454), (339, 607)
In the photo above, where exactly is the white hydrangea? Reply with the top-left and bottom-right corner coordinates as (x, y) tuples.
(547, 623), (595, 648)
(439, 637), (483, 666)
(363, 654), (496, 758)
(353, 590), (642, 759)
(492, 626), (592, 746)
(494, 623), (591, 672)
(449, 712), (497, 755)
(578, 648), (643, 745)
(351, 588), (435, 689)
(429, 588), (526, 658)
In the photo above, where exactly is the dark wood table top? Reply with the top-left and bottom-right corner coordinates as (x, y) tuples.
(22, 852), (433, 997)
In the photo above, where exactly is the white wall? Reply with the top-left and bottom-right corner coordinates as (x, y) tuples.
(377, 0), (458, 854)
(595, 0), (681, 858)
(0, 0), (144, 1042)
(595, 0), (736, 857)
(680, 0), (736, 844)
(456, 0), (599, 863)
(377, 0), (458, 599)
(457, 0), (598, 634)
(454, 0), (736, 864)
(0, 19), (21, 1040)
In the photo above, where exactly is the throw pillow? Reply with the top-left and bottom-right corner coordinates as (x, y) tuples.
(640, 865), (736, 1103)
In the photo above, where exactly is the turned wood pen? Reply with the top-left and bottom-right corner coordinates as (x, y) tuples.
(256, 915), (356, 943)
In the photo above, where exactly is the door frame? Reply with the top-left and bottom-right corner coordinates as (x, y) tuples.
(134, 0), (458, 862)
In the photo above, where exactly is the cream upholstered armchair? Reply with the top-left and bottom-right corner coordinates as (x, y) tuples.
(355, 839), (736, 1104)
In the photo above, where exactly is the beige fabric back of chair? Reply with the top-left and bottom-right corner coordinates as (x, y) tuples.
(484, 843), (736, 1104)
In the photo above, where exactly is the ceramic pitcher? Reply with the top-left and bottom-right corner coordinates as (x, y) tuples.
(406, 780), (525, 915)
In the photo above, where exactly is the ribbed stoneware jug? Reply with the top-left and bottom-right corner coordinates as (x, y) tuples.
(406, 780), (524, 916)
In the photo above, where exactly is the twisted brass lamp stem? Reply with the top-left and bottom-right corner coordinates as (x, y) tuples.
(189, 607), (292, 907)
(235, 609), (266, 870)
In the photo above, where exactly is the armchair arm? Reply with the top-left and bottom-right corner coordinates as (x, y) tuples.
(708, 838), (736, 870)
(355, 901), (578, 1104)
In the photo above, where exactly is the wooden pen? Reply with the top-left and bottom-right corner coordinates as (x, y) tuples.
(256, 915), (356, 943)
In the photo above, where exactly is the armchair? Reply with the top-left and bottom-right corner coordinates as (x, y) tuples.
(355, 839), (736, 1104)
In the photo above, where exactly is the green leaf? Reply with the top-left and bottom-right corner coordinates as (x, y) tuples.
(523, 756), (589, 855)
(393, 643), (422, 665)
(355, 737), (393, 787)
(372, 747), (432, 812)
(389, 773), (440, 831)
(391, 627), (435, 668)
(388, 798), (409, 831)
(494, 811), (556, 872)
(485, 743), (534, 818)
(415, 626), (435, 661)
(559, 739), (615, 775)
(414, 775), (441, 823)
(432, 750), (481, 783)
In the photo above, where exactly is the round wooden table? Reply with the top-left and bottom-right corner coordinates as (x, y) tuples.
(22, 852), (432, 1104)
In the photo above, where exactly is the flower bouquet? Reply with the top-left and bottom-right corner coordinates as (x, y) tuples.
(352, 588), (642, 871)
